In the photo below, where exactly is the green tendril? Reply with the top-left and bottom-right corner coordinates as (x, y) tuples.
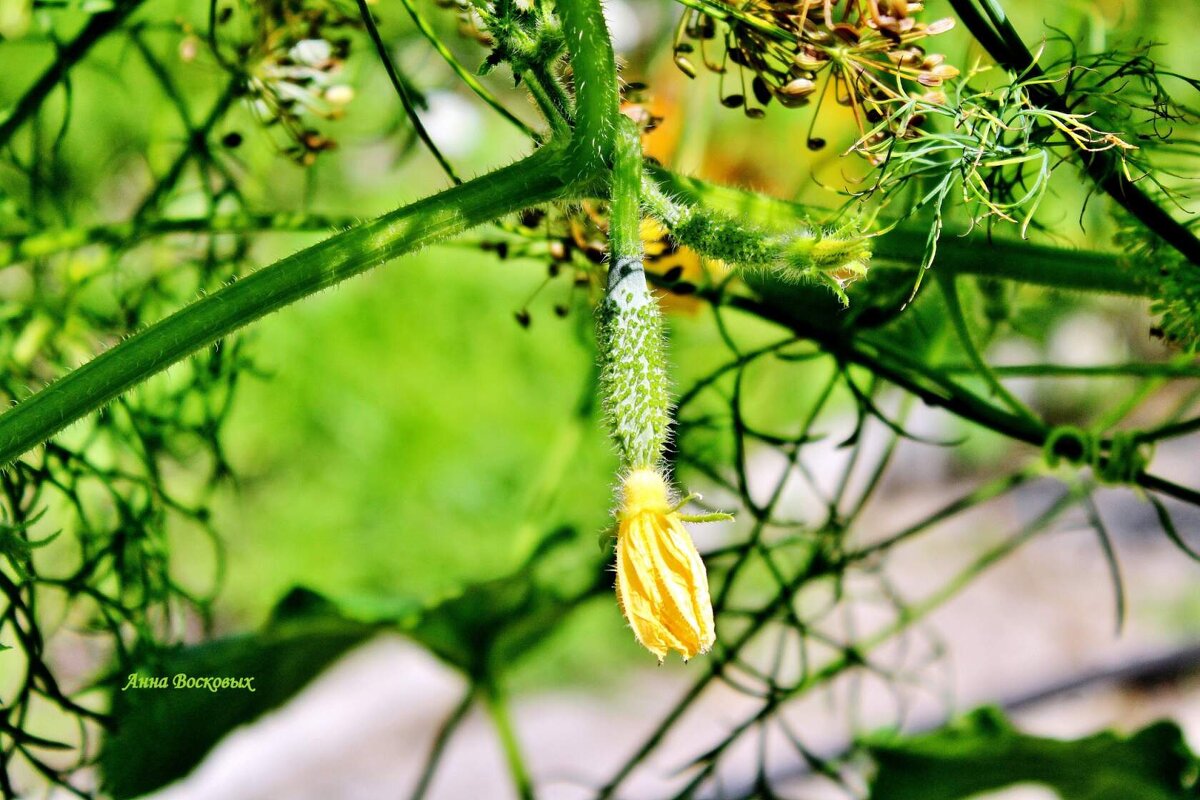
(1043, 426), (1152, 485)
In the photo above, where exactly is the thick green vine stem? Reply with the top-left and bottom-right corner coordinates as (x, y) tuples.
(0, 0), (628, 470)
(648, 167), (1147, 297)
(0, 146), (573, 468)
(554, 0), (620, 175)
(640, 176), (871, 302)
(598, 119), (669, 470)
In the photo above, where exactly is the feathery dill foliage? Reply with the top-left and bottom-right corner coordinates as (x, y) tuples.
(1120, 221), (1200, 348)
(1, 0), (1200, 797)
(855, 61), (1138, 278)
(0, 0), (343, 791)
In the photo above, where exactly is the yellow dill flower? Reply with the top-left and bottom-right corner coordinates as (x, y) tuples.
(615, 468), (716, 662)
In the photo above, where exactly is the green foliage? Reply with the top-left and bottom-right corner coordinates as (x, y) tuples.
(866, 707), (1200, 800)
(1119, 223), (1200, 350)
(102, 526), (605, 798)
(402, 526), (606, 677)
(216, 246), (611, 611)
(102, 591), (381, 799)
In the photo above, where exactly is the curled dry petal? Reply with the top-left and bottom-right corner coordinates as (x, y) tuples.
(615, 469), (716, 661)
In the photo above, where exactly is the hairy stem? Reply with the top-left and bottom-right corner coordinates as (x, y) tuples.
(525, 63), (574, 133)
(555, 0), (620, 172)
(0, 146), (573, 467)
(608, 119), (643, 263)
(650, 166), (1145, 295)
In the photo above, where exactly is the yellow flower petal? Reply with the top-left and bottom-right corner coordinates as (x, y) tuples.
(615, 469), (716, 661)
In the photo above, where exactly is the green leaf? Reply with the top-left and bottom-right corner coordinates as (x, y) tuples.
(866, 707), (1200, 800)
(271, 527), (598, 679)
(101, 527), (602, 798)
(400, 525), (599, 678)
(101, 594), (382, 799)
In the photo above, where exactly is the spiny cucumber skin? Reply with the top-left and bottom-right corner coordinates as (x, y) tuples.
(598, 264), (670, 470)
(673, 210), (778, 267)
(645, 184), (872, 292)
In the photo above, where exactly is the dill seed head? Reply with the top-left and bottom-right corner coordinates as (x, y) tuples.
(674, 0), (958, 151)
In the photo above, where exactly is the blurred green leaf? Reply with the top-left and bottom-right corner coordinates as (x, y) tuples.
(102, 527), (604, 798)
(101, 592), (383, 799)
(866, 707), (1200, 800)
(405, 527), (595, 678)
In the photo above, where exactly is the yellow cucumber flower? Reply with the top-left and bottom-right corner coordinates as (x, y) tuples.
(615, 468), (716, 661)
